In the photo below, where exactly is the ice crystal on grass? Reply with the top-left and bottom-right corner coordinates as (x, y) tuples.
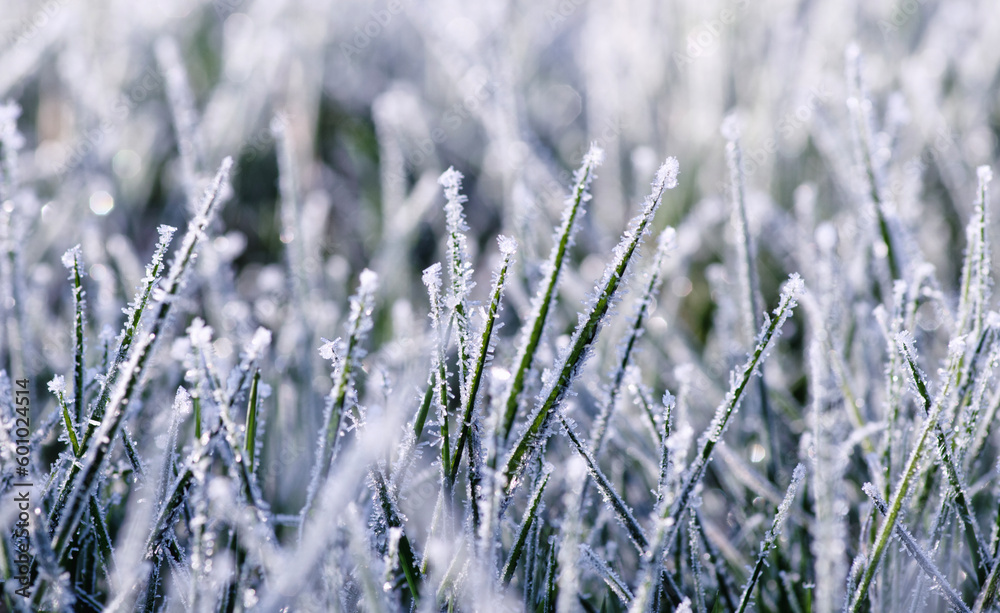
(862, 482), (972, 613)
(48, 374), (66, 395)
(10, 15), (1000, 611)
(302, 269), (379, 530)
(498, 235), (518, 257)
(736, 464), (804, 613)
(499, 144), (604, 441)
(502, 158), (678, 498)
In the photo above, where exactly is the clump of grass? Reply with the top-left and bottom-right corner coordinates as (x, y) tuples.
(3, 25), (1000, 613)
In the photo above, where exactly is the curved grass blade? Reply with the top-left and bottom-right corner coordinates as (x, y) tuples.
(499, 145), (604, 441)
(896, 333), (990, 584)
(589, 228), (674, 457)
(631, 274), (801, 611)
(735, 464), (804, 613)
(501, 465), (551, 586)
(863, 483), (971, 613)
(846, 331), (980, 612)
(449, 236), (516, 485)
(502, 160), (679, 497)
(300, 269), (378, 527)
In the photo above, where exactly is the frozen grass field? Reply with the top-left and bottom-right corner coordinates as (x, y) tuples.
(2, 0), (1000, 611)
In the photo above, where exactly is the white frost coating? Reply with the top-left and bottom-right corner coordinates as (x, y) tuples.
(61, 244), (83, 269)
(720, 113), (741, 142)
(358, 268), (379, 295)
(439, 165), (474, 408)
(422, 262), (442, 291)
(580, 544), (634, 603)
(895, 329), (931, 401)
(987, 311), (1000, 330)
(0, 101), (24, 151)
(498, 147), (605, 440)
(505, 158), (681, 496)
(657, 226), (677, 253)
(156, 224), (177, 244)
(861, 483), (971, 613)
(497, 234), (518, 256)
(735, 464), (805, 613)
(583, 142), (605, 167)
(247, 327), (272, 359)
(187, 318), (213, 347)
(978, 165), (993, 184)
(440, 168), (471, 275)
(654, 271), (801, 584)
(779, 274), (805, 310)
(48, 375), (67, 395)
(438, 167), (466, 203)
(946, 334), (968, 358)
(772, 464), (805, 536)
(655, 157), (680, 192)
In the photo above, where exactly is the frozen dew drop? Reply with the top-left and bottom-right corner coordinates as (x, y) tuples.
(213, 338), (233, 359)
(112, 149), (142, 179)
(90, 190), (115, 215)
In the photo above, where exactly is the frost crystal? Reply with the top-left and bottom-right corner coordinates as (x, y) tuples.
(895, 330), (916, 360)
(48, 375), (67, 395)
(318, 337), (340, 361)
(157, 224), (177, 246)
(358, 268), (379, 295)
(422, 262), (442, 291)
(721, 113), (741, 141)
(0, 101), (24, 151)
(188, 318), (213, 347)
(497, 234), (518, 256)
(655, 157), (680, 191)
(987, 310), (1000, 330)
(247, 327), (272, 359)
(583, 142), (605, 167)
(438, 167), (466, 205)
(61, 245), (83, 270)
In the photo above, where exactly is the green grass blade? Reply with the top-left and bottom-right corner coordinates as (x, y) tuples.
(501, 466), (552, 586)
(735, 464), (804, 613)
(50, 159), (231, 538)
(64, 245), (87, 424)
(449, 237), (515, 485)
(244, 369), (260, 470)
(863, 483), (971, 613)
(372, 469), (422, 604)
(897, 333), (990, 584)
(500, 145), (604, 441)
(502, 162), (678, 497)
(631, 274), (801, 610)
(301, 270), (378, 525)
(846, 332), (974, 612)
(589, 228), (673, 457)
